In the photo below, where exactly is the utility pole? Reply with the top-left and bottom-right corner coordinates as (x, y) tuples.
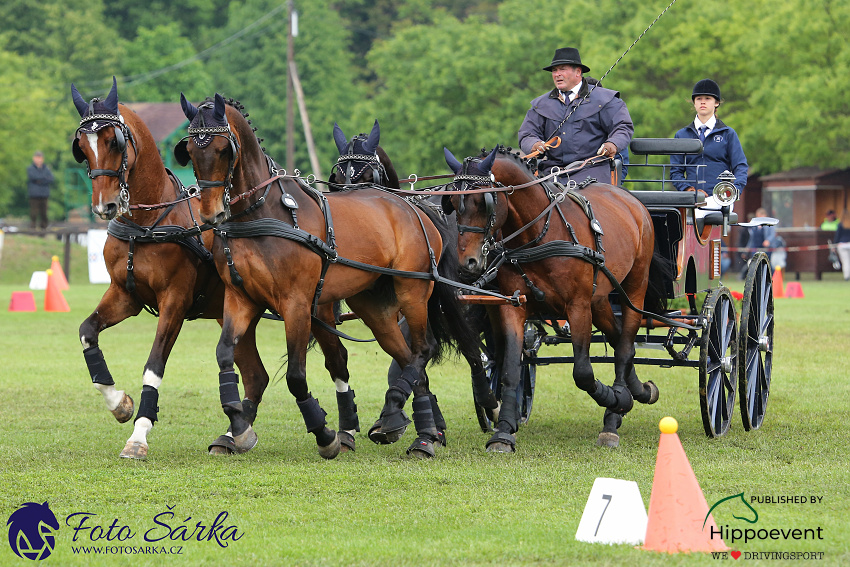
(286, 0), (295, 172)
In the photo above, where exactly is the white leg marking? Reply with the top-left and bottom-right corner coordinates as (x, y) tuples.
(143, 369), (163, 389)
(80, 335), (92, 349)
(334, 379), (349, 393)
(127, 417), (153, 445)
(86, 133), (99, 163)
(94, 383), (124, 411)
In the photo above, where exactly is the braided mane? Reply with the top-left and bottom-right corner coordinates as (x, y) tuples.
(477, 145), (539, 174)
(202, 96), (266, 152)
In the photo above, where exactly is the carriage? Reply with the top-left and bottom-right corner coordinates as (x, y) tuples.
(462, 137), (774, 441)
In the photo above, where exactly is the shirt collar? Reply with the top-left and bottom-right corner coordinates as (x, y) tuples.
(694, 115), (717, 132)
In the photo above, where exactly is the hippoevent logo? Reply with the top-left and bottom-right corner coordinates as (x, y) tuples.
(6, 502), (60, 561)
(705, 492), (826, 560)
(6, 502), (244, 561)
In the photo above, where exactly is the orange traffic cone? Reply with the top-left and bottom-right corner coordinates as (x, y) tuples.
(772, 267), (785, 298)
(642, 417), (729, 554)
(44, 269), (70, 312)
(785, 281), (804, 298)
(9, 291), (37, 312)
(50, 256), (69, 290)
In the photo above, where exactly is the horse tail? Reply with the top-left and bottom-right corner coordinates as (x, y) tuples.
(417, 201), (483, 366)
(644, 247), (671, 315)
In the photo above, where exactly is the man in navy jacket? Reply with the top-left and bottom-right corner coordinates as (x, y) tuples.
(518, 47), (633, 185)
(670, 79), (748, 215)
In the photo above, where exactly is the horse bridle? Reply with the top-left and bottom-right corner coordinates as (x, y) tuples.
(452, 158), (501, 256)
(74, 105), (136, 215)
(332, 136), (387, 185)
(178, 111), (240, 217)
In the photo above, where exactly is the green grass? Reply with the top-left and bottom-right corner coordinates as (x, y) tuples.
(1, 245), (849, 565)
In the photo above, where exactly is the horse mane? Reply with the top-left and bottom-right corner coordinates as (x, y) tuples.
(205, 96), (267, 153)
(477, 145), (539, 177)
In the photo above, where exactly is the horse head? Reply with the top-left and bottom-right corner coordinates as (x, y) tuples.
(442, 146), (506, 277)
(70, 77), (139, 219)
(330, 120), (399, 188)
(175, 93), (243, 226)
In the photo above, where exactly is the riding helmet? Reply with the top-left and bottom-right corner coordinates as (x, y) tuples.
(692, 79), (721, 101)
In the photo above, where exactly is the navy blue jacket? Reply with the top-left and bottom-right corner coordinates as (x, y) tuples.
(518, 79), (633, 184)
(670, 118), (748, 194)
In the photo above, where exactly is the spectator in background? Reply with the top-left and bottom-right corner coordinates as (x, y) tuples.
(747, 207), (786, 269)
(821, 209), (839, 231)
(833, 209), (850, 281)
(26, 151), (54, 230)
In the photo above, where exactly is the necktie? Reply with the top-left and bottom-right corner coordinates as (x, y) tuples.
(698, 125), (708, 143)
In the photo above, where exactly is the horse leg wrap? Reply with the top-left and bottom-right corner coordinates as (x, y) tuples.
(219, 371), (243, 415)
(297, 396), (335, 448)
(135, 385), (159, 424)
(412, 396), (439, 439)
(296, 395), (328, 433)
(497, 391), (519, 434)
(388, 364), (419, 399)
(336, 389), (360, 432)
(83, 346), (114, 386)
(602, 408), (623, 433)
(591, 382), (634, 414)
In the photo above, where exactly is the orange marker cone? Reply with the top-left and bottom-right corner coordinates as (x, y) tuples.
(772, 267), (785, 298)
(9, 291), (37, 312)
(44, 269), (70, 312)
(642, 417), (729, 554)
(50, 256), (69, 290)
(785, 281), (804, 298)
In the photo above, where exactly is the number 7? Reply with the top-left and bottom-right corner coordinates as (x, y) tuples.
(595, 494), (613, 536)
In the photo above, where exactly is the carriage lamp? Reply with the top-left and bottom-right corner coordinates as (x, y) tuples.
(713, 170), (738, 205)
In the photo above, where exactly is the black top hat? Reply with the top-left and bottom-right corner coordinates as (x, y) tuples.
(692, 78), (722, 101)
(543, 47), (590, 73)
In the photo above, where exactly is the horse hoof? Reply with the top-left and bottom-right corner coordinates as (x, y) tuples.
(485, 442), (515, 453)
(407, 437), (436, 459)
(368, 418), (408, 445)
(208, 435), (236, 455)
(111, 393), (134, 423)
(434, 430), (447, 448)
(318, 433), (341, 460)
(338, 431), (356, 453)
(485, 431), (516, 453)
(119, 441), (147, 460)
(596, 432), (620, 448)
(645, 381), (660, 404)
(233, 426), (258, 454)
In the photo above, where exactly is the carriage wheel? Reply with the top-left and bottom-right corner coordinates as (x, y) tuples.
(474, 323), (538, 432)
(699, 287), (738, 438)
(738, 252), (773, 431)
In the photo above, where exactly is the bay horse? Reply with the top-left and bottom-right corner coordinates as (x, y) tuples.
(328, 120), (492, 445)
(442, 146), (664, 450)
(174, 94), (479, 458)
(71, 78), (277, 459)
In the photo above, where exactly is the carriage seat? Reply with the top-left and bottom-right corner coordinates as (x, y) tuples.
(700, 211), (738, 225)
(629, 138), (703, 155)
(630, 190), (704, 209)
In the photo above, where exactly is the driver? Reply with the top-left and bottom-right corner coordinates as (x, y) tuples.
(518, 47), (634, 184)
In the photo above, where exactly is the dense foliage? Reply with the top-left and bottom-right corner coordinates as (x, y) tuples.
(1, 0), (847, 217)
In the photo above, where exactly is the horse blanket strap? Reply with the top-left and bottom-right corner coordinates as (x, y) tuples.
(505, 240), (604, 266)
(214, 218), (434, 280)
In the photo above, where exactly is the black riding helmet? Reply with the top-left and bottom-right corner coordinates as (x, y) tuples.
(692, 78), (721, 101)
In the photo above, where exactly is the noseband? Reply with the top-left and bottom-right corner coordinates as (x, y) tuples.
(75, 107), (136, 215)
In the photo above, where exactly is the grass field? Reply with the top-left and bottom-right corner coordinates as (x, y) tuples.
(1, 236), (849, 566)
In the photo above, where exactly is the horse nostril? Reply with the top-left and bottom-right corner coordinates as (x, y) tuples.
(465, 258), (478, 272)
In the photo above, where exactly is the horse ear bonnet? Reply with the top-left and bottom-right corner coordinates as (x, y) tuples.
(71, 77), (127, 160)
